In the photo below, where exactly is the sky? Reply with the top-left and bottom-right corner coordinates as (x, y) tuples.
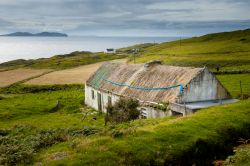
(0, 0), (250, 37)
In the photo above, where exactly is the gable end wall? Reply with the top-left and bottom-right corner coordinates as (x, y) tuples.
(178, 68), (230, 103)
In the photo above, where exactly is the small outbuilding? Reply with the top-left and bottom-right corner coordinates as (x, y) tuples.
(85, 60), (237, 118)
(105, 48), (116, 54)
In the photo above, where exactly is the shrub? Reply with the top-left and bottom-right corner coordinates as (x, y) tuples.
(0, 96), (4, 100)
(106, 98), (140, 124)
(68, 126), (99, 137)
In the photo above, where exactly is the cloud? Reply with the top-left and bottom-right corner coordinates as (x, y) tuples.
(0, 0), (249, 36)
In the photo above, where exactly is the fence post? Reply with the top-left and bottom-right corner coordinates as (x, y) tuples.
(240, 80), (243, 99)
(133, 53), (136, 64)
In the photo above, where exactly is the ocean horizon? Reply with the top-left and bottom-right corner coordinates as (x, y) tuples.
(0, 36), (180, 63)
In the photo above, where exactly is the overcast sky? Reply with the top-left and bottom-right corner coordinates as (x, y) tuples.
(0, 0), (250, 36)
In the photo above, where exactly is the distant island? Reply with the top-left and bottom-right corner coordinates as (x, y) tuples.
(1, 32), (68, 37)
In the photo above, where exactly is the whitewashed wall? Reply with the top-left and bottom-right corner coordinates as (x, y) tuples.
(139, 107), (171, 118)
(85, 85), (119, 113)
(178, 68), (230, 103)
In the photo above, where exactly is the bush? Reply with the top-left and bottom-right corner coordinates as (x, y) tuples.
(0, 96), (4, 100)
(106, 98), (140, 124)
(68, 126), (99, 137)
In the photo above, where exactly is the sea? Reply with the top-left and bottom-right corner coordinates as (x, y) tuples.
(0, 36), (179, 63)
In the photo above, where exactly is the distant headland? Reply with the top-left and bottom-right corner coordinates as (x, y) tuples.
(1, 32), (68, 37)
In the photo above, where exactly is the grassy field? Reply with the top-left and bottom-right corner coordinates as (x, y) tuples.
(0, 68), (51, 87)
(0, 85), (105, 129)
(126, 29), (250, 70)
(216, 74), (250, 98)
(25, 59), (127, 85)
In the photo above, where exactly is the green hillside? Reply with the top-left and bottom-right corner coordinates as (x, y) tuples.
(126, 29), (250, 70)
(0, 51), (127, 70)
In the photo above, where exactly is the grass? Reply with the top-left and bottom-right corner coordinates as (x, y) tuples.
(33, 99), (250, 165)
(216, 74), (250, 98)
(0, 85), (104, 129)
(0, 85), (105, 165)
(128, 29), (250, 70)
(0, 51), (127, 70)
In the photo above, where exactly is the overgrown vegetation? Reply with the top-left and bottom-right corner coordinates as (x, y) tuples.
(223, 143), (250, 166)
(105, 98), (140, 124)
(0, 125), (99, 165)
(32, 99), (250, 165)
(0, 85), (104, 165)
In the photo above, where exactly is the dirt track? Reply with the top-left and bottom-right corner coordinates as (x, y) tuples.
(0, 68), (51, 87)
(25, 59), (127, 85)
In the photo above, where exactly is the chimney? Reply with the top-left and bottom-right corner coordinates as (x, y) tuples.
(144, 60), (162, 68)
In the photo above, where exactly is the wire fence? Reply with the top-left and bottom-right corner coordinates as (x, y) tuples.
(224, 80), (250, 99)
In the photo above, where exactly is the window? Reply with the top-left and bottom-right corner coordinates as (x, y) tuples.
(140, 108), (147, 119)
(108, 96), (112, 106)
(91, 90), (95, 99)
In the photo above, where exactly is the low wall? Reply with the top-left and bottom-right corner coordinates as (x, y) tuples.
(139, 106), (171, 118)
(170, 103), (194, 116)
(213, 70), (250, 75)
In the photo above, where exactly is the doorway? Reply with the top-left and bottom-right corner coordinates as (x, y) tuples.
(97, 93), (102, 112)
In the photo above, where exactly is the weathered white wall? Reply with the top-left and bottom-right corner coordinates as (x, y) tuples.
(85, 85), (168, 118)
(178, 68), (230, 103)
(85, 85), (120, 113)
(139, 107), (170, 118)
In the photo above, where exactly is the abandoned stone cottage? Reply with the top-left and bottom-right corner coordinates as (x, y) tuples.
(85, 60), (236, 118)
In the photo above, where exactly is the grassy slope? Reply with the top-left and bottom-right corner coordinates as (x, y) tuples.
(0, 82), (249, 165)
(0, 51), (127, 70)
(34, 99), (250, 165)
(0, 85), (109, 165)
(130, 29), (250, 69)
